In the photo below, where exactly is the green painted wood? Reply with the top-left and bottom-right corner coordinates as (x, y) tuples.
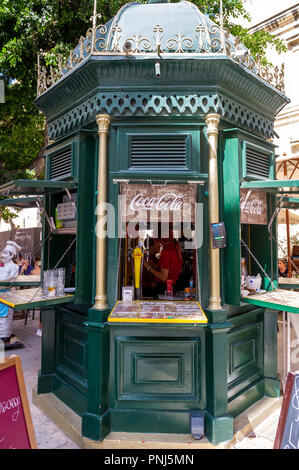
(227, 310), (264, 402)
(241, 179), (299, 193)
(280, 196), (299, 209)
(0, 287), (74, 310)
(0, 196), (43, 209)
(38, 307), (56, 394)
(243, 296), (299, 314)
(204, 412), (233, 445)
(222, 134), (241, 305)
(205, 319), (232, 418)
(228, 378), (265, 417)
(82, 308), (111, 440)
(264, 309), (280, 397)
(109, 408), (192, 434)
(75, 132), (97, 305)
(0, 280), (41, 287)
(278, 282), (299, 290)
(0, 179), (77, 196)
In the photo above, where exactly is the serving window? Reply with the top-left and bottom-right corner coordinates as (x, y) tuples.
(108, 182), (207, 324)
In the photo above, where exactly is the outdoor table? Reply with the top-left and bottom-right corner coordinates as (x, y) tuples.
(278, 277), (299, 290)
(244, 289), (299, 389)
(0, 287), (74, 310)
(0, 275), (41, 288)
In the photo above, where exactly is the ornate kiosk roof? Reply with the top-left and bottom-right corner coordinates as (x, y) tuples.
(35, 0), (289, 140)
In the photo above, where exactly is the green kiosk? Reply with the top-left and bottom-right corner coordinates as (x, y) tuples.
(1, 0), (298, 445)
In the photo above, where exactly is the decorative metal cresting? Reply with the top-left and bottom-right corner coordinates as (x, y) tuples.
(37, 3), (285, 97)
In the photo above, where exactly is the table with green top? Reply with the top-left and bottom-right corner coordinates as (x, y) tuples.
(244, 289), (299, 389)
(0, 287), (74, 310)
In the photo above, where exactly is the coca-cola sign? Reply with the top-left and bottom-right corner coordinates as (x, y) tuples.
(240, 189), (267, 225)
(129, 192), (185, 212)
(120, 184), (197, 222)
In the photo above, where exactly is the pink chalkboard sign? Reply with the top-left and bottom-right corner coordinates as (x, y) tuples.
(0, 356), (37, 449)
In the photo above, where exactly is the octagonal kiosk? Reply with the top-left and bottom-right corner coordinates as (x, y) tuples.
(0, 1), (294, 445)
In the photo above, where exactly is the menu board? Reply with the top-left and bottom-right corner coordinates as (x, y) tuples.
(274, 372), (299, 449)
(0, 356), (37, 449)
(243, 289), (299, 314)
(108, 300), (207, 324)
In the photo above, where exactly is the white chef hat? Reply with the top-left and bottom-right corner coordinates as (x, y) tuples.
(5, 241), (22, 257)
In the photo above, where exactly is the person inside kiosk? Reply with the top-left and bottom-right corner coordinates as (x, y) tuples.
(121, 222), (196, 302)
(143, 226), (183, 295)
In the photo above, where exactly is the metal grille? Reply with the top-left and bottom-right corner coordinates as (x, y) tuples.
(130, 137), (187, 169)
(49, 145), (72, 180)
(246, 147), (270, 179)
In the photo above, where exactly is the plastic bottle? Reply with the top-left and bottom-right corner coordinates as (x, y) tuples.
(241, 258), (248, 278)
(241, 257), (248, 293)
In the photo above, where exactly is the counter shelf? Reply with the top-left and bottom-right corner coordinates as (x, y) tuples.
(243, 289), (299, 314)
(278, 278), (299, 290)
(0, 287), (74, 311)
(108, 300), (208, 324)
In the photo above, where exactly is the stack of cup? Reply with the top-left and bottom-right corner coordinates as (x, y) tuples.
(56, 268), (65, 297)
(43, 270), (49, 296)
(47, 270), (57, 297)
(42, 268), (66, 297)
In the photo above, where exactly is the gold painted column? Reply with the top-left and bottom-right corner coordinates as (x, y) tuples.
(93, 114), (111, 310)
(206, 113), (222, 311)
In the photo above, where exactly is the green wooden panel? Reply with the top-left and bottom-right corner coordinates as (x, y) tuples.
(109, 324), (205, 411)
(110, 121), (205, 178)
(134, 356), (181, 384)
(222, 135), (241, 305)
(50, 307), (89, 416)
(75, 132), (97, 305)
(116, 338), (199, 400)
(227, 310), (264, 402)
(55, 309), (88, 390)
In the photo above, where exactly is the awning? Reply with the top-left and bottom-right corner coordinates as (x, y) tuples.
(0, 196), (43, 209)
(0, 179), (77, 197)
(240, 180), (299, 194)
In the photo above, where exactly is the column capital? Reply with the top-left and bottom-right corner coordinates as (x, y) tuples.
(206, 113), (220, 136)
(96, 114), (111, 135)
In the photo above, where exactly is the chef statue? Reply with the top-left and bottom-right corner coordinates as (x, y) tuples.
(0, 241), (22, 349)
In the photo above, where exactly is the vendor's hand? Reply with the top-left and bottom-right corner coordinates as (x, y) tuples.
(143, 260), (150, 270)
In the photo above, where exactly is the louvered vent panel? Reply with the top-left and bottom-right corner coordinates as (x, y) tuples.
(50, 146), (72, 180)
(246, 147), (270, 179)
(130, 137), (187, 169)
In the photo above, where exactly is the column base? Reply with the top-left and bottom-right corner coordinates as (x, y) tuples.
(204, 307), (229, 324)
(82, 411), (110, 442)
(204, 412), (234, 445)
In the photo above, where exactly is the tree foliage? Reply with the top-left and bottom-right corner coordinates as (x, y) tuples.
(0, 1), (287, 220)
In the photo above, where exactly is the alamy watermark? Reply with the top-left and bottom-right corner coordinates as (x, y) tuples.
(95, 196), (204, 249)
